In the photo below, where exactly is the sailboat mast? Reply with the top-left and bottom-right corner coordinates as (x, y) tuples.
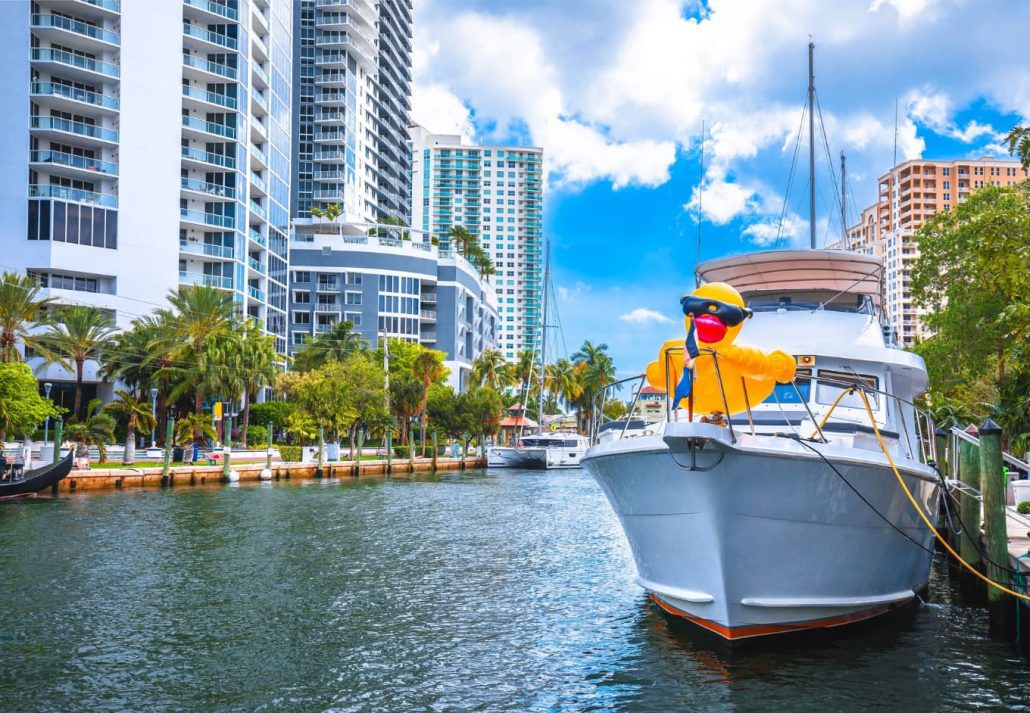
(537, 239), (549, 435)
(808, 40), (816, 249)
(840, 151), (847, 246)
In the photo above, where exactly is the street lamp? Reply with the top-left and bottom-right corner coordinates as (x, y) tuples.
(43, 382), (53, 453)
(150, 387), (159, 448)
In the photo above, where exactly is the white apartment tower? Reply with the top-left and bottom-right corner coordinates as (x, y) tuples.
(1, 0), (293, 354)
(409, 126), (544, 360)
(291, 0), (412, 223)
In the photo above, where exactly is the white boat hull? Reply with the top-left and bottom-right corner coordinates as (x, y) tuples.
(488, 444), (586, 469)
(583, 423), (940, 640)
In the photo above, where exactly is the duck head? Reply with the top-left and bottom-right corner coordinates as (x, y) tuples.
(680, 282), (752, 349)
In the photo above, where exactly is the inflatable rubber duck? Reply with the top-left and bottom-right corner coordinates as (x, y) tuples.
(645, 282), (797, 416)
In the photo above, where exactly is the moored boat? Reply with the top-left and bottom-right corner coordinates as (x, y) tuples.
(0, 452), (74, 499)
(582, 249), (942, 641)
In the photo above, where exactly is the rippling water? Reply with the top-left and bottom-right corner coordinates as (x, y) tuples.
(1, 469), (1027, 711)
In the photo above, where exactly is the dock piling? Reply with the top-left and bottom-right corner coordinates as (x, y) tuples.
(221, 416), (232, 483)
(979, 418), (1014, 639)
(161, 418), (175, 487)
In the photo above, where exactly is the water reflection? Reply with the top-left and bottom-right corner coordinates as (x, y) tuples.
(0, 469), (1026, 712)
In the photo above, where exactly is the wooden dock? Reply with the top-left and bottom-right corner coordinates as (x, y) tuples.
(58, 456), (485, 492)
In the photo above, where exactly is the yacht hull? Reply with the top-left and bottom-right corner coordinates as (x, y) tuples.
(487, 447), (548, 469)
(583, 426), (939, 641)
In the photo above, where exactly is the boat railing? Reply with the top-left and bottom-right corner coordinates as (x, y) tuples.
(589, 373), (646, 444)
(591, 343), (940, 466)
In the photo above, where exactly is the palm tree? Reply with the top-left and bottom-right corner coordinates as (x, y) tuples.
(470, 348), (509, 390)
(0, 271), (55, 363)
(412, 351), (446, 456)
(292, 319), (366, 372)
(105, 316), (177, 442)
(310, 202), (342, 233)
(1006, 125), (1030, 169)
(174, 413), (218, 454)
(65, 398), (116, 464)
(103, 390), (157, 465)
(448, 225), (475, 256)
(571, 340), (616, 433)
(34, 306), (116, 420)
(514, 348), (537, 397)
(158, 285), (236, 414)
(545, 359), (585, 413)
(236, 321), (280, 447)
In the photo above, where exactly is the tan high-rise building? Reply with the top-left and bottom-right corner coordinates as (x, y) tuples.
(842, 157), (1027, 347)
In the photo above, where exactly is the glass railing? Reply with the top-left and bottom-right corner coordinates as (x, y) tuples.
(32, 14), (120, 44)
(249, 201), (267, 221)
(252, 90), (268, 112)
(182, 53), (237, 80)
(31, 115), (118, 142)
(79, 0), (121, 12)
(31, 47), (119, 77)
(29, 184), (118, 208)
(179, 239), (234, 259)
(312, 150), (343, 161)
(250, 173), (267, 193)
(29, 150), (117, 175)
(248, 285), (266, 301)
(184, 0), (238, 21)
(182, 22), (238, 50)
(182, 84), (237, 110)
(181, 146), (236, 169)
(248, 228), (266, 246)
(180, 207), (235, 229)
(252, 62), (269, 86)
(179, 271), (232, 290)
(181, 114), (236, 139)
(30, 82), (119, 110)
(180, 176), (236, 199)
(248, 257), (265, 273)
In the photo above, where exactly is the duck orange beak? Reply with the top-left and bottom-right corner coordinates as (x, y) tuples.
(694, 314), (727, 343)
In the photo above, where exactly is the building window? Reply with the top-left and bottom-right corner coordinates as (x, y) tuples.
(294, 291), (311, 304)
(345, 291), (361, 305)
(294, 271), (311, 283)
(293, 312), (311, 325)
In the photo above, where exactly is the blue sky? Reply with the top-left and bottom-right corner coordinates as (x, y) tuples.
(411, 0), (1029, 374)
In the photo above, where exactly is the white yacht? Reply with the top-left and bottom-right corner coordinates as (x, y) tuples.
(582, 250), (942, 641)
(488, 432), (590, 470)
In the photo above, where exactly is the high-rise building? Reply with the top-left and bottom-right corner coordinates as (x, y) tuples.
(291, 0), (411, 223)
(409, 126), (544, 361)
(843, 157), (1027, 347)
(1, 0), (293, 364)
(289, 222), (498, 391)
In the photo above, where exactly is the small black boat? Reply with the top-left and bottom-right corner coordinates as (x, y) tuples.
(0, 452), (74, 499)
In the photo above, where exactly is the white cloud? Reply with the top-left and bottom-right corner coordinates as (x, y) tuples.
(411, 84), (475, 141)
(868, 0), (936, 23)
(619, 308), (673, 325)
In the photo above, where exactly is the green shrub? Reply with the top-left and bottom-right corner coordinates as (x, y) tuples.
(278, 445), (301, 462)
(393, 445), (410, 459)
(245, 424), (266, 445)
(1018, 501), (1030, 515)
(248, 402), (295, 431)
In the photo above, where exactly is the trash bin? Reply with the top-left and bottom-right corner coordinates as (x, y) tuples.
(172, 446), (185, 462)
(325, 442), (340, 461)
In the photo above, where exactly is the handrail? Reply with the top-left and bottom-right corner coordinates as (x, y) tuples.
(589, 373), (645, 444)
(949, 425), (1029, 472)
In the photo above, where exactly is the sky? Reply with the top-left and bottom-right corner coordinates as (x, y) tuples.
(409, 0), (1029, 375)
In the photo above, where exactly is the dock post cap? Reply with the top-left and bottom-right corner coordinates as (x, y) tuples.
(963, 424), (980, 435)
(978, 418), (1002, 435)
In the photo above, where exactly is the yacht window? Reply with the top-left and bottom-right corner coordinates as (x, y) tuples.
(816, 370), (879, 410)
(763, 368), (811, 405)
(563, 440), (580, 447)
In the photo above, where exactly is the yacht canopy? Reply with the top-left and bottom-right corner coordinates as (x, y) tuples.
(696, 250), (883, 307)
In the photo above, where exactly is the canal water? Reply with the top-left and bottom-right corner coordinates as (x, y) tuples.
(1, 469), (1027, 711)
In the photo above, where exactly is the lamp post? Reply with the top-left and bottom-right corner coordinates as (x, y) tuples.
(150, 387), (158, 448)
(43, 382), (53, 450)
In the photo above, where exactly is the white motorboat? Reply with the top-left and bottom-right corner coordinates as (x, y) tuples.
(582, 250), (942, 641)
(488, 432), (590, 470)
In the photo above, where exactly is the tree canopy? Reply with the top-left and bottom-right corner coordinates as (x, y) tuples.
(0, 362), (61, 441)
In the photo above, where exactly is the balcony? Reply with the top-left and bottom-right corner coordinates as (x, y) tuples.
(181, 114), (237, 139)
(249, 200), (268, 221)
(31, 13), (120, 46)
(249, 227), (266, 246)
(180, 271), (232, 290)
(420, 293), (437, 304)
(183, 53), (238, 80)
(315, 303), (339, 312)
(251, 61), (269, 90)
(420, 309), (436, 321)
(311, 190), (342, 200)
(30, 184), (118, 208)
(180, 207), (235, 229)
(181, 146), (236, 169)
(182, 84), (237, 110)
(184, 0), (238, 21)
(248, 256), (266, 274)
(250, 172), (267, 196)
(182, 22), (238, 51)
(70, 0), (121, 17)
(313, 170), (345, 181)
(421, 331), (437, 342)
(29, 149), (117, 177)
(313, 149), (345, 163)
(251, 90), (269, 115)
(251, 145), (268, 168)
(314, 89), (346, 104)
(316, 281), (338, 292)
(31, 47), (119, 80)
(315, 128), (346, 143)
(248, 285), (266, 302)
(179, 239), (234, 260)
(180, 176), (236, 200)
(30, 81), (118, 112)
(314, 109), (345, 125)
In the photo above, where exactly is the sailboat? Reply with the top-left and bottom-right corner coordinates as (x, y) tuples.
(487, 240), (590, 469)
(581, 43), (941, 641)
